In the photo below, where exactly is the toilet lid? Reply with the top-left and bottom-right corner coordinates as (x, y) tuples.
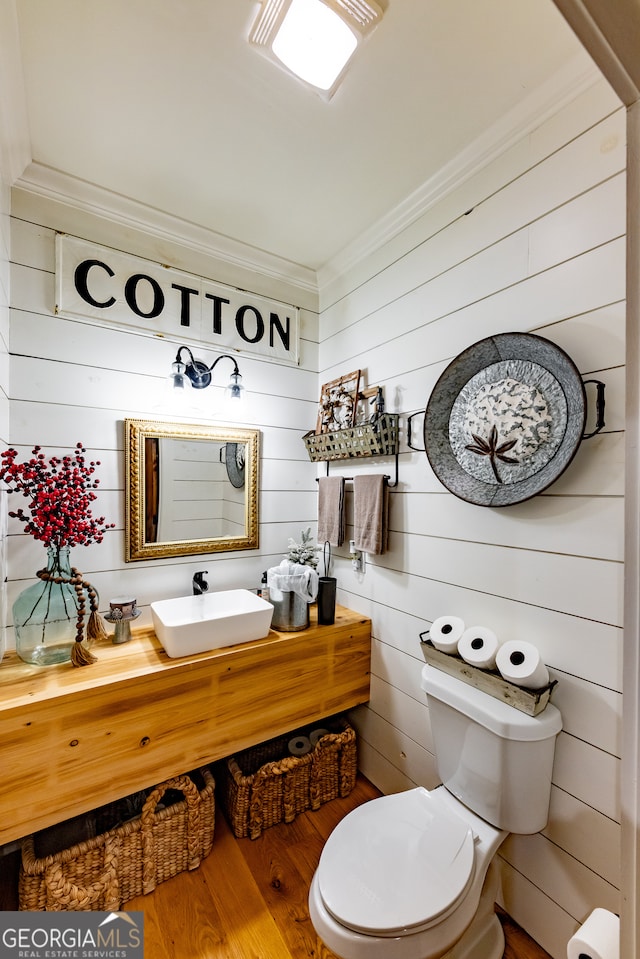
(317, 787), (475, 936)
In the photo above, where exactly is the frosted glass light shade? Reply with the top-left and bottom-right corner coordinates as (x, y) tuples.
(272, 0), (357, 91)
(224, 371), (245, 402)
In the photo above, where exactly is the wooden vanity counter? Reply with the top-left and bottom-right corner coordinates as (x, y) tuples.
(0, 605), (371, 846)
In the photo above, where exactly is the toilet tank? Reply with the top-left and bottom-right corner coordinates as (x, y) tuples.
(421, 664), (562, 834)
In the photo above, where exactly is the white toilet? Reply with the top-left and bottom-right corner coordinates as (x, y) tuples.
(309, 663), (562, 959)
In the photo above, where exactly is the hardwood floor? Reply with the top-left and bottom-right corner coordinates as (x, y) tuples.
(126, 774), (552, 959)
(0, 774), (551, 958)
(498, 907), (552, 959)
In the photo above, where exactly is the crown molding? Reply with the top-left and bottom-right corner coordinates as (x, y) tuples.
(317, 54), (603, 290)
(14, 162), (318, 296)
(0, 0), (31, 185)
(12, 51), (603, 300)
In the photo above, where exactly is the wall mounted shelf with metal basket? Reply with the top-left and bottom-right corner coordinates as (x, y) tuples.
(303, 413), (399, 486)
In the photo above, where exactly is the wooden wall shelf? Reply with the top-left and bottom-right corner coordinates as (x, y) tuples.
(0, 606), (371, 846)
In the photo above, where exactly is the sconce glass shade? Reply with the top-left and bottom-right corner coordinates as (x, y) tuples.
(169, 360), (188, 390)
(225, 371), (245, 402)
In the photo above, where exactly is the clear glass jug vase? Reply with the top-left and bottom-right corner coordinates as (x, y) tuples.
(13, 545), (91, 665)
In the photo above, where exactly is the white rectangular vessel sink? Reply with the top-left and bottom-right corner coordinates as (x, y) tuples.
(151, 589), (274, 658)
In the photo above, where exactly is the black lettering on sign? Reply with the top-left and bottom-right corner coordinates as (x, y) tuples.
(206, 293), (231, 334)
(236, 305), (264, 344)
(125, 273), (165, 318)
(270, 312), (290, 351)
(171, 283), (199, 327)
(74, 259), (116, 308)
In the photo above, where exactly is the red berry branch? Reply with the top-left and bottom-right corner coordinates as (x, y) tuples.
(1, 443), (115, 667)
(0, 443), (115, 548)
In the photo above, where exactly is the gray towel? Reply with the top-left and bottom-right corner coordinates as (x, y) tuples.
(317, 476), (345, 547)
(353, 474), (389, 554)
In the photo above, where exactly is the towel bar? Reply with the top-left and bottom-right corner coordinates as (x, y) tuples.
(315, 458), (398, 488)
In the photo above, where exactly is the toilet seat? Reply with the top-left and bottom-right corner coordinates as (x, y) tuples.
(317, 787), (476, 937)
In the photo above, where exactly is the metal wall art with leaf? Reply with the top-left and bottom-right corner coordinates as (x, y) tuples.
(420, 332), (605, 507)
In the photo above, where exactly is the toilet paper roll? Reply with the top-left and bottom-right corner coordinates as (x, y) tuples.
(457, 626), (500, 670)
(288, 735), (312, 756)
(567, 908), (619, 959)
(430, 616), (465, 654)
(496, 640), (549, 689)
(309, 728), (330, 747)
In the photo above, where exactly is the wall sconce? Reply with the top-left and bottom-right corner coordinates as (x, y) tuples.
(169, 346), (245, 401)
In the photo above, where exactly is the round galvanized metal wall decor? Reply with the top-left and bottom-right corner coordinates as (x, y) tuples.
(424, 332), (587, 506)
(225, 442), (246, 488)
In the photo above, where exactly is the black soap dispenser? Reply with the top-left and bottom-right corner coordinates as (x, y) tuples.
(259, 571), (270, 602)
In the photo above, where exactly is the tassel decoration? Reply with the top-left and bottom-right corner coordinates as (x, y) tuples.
(36, 564), (104, 668)
(71, 640), (98, 667)
(86, 609), (108, 644)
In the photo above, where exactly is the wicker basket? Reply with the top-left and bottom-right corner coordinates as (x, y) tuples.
(302, 413), (398, 462)
(218, 716), (357, 839)
(19, 767), (215, 911)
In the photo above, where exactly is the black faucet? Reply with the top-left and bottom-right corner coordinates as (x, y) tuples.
(193, 571), (209, 595)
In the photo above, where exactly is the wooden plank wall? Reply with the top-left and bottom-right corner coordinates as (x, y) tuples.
(1, 62), (628, 959)
(5, 205), (321, 646)
(318, 76), (625, 959)
(0, 173), (10, 661)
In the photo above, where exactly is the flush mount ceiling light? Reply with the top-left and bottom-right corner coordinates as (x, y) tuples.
(170, 347), (245, 401)
(250, 0), (384, 97)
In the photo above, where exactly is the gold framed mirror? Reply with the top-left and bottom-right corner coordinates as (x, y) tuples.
(125, 418), (259, 561)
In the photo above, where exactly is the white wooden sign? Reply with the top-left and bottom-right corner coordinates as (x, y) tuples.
(55, 234), (300, 365)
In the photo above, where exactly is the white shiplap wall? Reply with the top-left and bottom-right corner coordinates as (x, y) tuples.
(320, 76), (625, 959)
(0, 169), (10, 661)
(2, 66), (628, 959)
(6, 204), (320, 648)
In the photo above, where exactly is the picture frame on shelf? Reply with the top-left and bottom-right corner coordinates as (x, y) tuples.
(316, 370), (361, 433)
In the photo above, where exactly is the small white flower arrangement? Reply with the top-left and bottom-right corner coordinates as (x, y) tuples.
(286, 528), (319, 568)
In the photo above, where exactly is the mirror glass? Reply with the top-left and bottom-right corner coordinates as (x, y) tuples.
(125, 418), (259, 561)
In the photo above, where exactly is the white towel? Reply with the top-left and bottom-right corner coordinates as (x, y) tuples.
(267, 560), (319, 602)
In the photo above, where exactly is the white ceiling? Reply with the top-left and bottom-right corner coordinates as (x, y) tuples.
(13, 0), (592, 277)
